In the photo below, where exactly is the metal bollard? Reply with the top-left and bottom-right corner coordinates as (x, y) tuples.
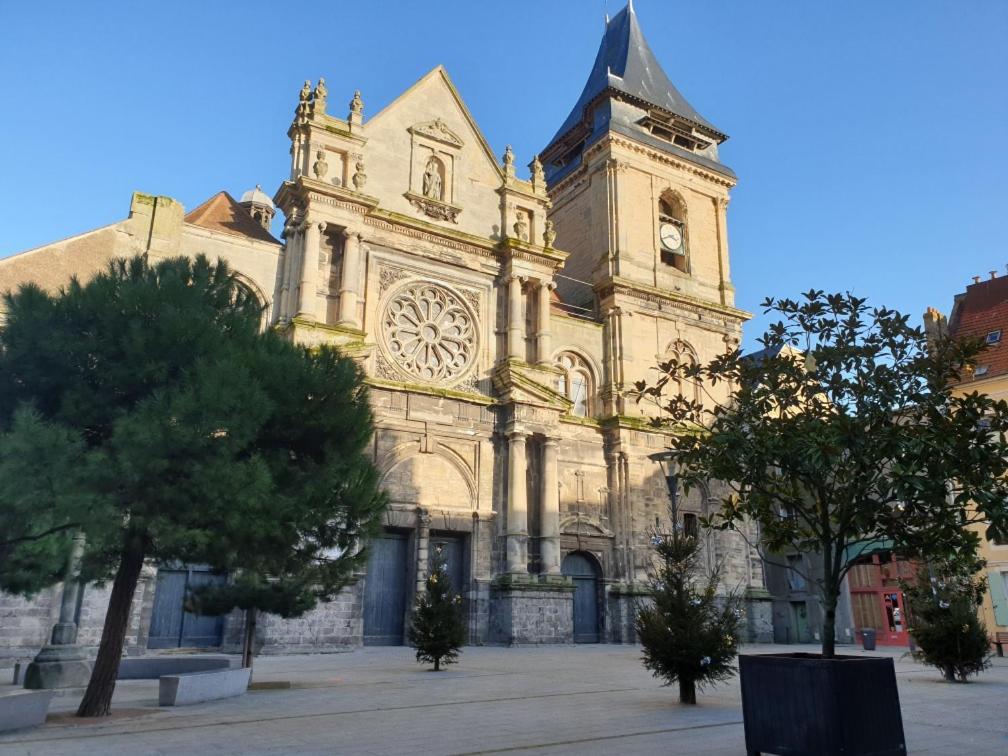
(12, 661), (21, 685)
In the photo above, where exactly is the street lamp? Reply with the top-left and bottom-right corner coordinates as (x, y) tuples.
(648, 449), (682, 520)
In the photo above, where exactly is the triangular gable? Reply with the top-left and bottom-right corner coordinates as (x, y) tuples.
(366, 66), (503, 180)
(184, 192), (279, 245)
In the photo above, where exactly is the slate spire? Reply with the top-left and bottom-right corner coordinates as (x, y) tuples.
(543, 2), (730, 182)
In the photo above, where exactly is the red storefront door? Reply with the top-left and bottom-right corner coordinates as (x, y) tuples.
(849, 552), (915, 647)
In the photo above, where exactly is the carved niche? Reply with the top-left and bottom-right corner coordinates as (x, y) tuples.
(380, 281), (478, 385)
(405, 119), (464, 223)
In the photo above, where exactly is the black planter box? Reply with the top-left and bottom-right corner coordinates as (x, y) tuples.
(739, 653), (906, 756)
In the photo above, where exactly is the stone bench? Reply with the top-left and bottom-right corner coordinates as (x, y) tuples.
(158, 667), (252, 707)
(118, 655), (233, 680)
(0, 690), (54, 733)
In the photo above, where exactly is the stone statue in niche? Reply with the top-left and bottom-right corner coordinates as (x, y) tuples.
(543, 219), (556, 248)
(513, 210), (528, 241)
(422, 157), (443, 201)
(312, 149), (329, 179)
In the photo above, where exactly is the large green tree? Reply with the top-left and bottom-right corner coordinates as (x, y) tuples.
(636, 291), (1008, 658)
(0, 255), (386, 716)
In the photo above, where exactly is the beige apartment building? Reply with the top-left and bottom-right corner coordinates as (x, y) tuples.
(0, 3), (771, 655)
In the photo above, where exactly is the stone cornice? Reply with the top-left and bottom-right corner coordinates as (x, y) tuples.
(274, 178), (379, 218)
(499, 236), (567, 270)
(598, 276), (751, 325)
(365, 376), (495, 406)
(548, 133), (736, 201)
(365, 210), (497, 260)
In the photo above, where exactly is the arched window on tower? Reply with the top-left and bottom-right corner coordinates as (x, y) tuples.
(658, 193), (688, 274)
(554, 351), (594, 418)
(665, 339), (700, 407)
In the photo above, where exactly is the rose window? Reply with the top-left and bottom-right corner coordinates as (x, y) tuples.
(382, 283), (477, 383)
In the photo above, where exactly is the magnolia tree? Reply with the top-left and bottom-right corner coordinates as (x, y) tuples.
(636, 291), (1008, 658)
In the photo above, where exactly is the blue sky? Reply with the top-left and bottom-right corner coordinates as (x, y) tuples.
(1, 0), (1005, 350)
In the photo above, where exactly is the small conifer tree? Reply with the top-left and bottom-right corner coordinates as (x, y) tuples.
(408, 546), (465, 671)
(636, 499), (742, 704)
(904, 559), (992, 682)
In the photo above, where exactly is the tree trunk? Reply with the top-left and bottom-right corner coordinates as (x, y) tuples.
(678, 677), (697, 705)
(821, 600), (837, 659)
(76, 532), (146, 717)
(434, 657), (440, 672)
(242, 607), (257, 670)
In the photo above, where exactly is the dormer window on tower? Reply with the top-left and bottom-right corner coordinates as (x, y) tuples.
(658, 194), (688, 273)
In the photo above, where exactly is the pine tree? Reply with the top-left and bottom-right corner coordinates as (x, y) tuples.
(0, 255), (387, 716)
(635, 503), (742, 705)
(408, 546), (466, 671)
(903, 560), (992, 682)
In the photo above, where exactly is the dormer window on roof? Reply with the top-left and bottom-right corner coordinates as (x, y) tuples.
(987, 330), (1001, 345)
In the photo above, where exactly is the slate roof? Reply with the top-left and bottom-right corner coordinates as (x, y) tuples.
(542, 2), (731, 184)
(948, 275), (1008, 380)
(184, 191), (279, 245)
(548, 2), (722, 147)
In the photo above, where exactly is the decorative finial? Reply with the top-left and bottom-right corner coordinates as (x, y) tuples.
(503, 145), (515, 180)
(543, 219), (556, 249)
(530, 155), (545, 192)
(348, 90), (364, 128)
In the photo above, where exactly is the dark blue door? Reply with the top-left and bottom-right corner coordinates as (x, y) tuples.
(363, 533), (410, 645)
(148, 566), (226, 649)
(563, 552), (601, 643)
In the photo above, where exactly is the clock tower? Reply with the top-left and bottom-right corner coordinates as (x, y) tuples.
(541, 0), (748, 420)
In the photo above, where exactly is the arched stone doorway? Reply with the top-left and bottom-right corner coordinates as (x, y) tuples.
(562, 552), (602, 643)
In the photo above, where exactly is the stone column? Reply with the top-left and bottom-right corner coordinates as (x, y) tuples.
(297, 219), (324, 320)
(338, 228), (362, 327)
(416, 508), (431, 594)
(506, 430), (528, 575)
(540, 437), (561, 575)
(536, 281), (554, 365)
(507, 275), (525, 360)
(24, 532), (91, 689)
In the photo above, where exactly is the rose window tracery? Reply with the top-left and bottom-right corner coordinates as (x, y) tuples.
(382, 282), (477, 383)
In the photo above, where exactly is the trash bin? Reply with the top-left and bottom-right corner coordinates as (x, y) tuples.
(861, 628), (877, 651)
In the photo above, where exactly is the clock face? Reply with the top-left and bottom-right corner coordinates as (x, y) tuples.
(660, 222), (683, 250)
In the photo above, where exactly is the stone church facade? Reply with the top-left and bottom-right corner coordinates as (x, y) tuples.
(0, 4), (772, 656)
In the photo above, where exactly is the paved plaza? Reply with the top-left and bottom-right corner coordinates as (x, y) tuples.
(1, 644), (1007, 755)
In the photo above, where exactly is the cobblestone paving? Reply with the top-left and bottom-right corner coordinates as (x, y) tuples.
(1, 644), (1006, 754)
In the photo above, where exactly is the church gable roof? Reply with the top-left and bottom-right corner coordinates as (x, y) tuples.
(184, 192), (279, 245)
(366, 66), (503, 181)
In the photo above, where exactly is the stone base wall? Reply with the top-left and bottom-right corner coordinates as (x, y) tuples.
(606, 586), (647, 644)
(222, 581), (364, 655)
(744, 596), (774, 643)
(488, 584), (574, 645)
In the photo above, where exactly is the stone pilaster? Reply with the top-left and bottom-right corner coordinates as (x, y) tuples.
(540, 438), (561, 575)
(297, 219), (324, 320)
(338, 228), (362, 327)
(416, 508), (431, 594)
(507, 275), (525, 360)
(506, 430), (528, 575)
(536, 280), (554, 365)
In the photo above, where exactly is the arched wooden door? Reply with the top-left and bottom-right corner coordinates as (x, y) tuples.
(562, 552), (601, 643)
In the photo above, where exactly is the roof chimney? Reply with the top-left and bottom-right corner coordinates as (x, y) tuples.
(973, 276), (981, 284)
(992, 271), (998, 280)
